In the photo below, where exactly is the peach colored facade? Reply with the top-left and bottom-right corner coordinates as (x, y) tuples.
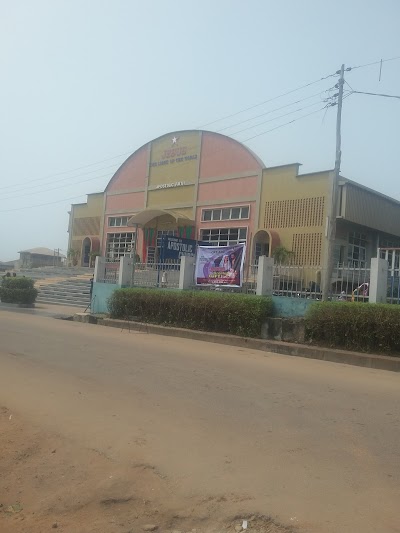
(98, 130), (264, 262)
(68, 129), (400, 279)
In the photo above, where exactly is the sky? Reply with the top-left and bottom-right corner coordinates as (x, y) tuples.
(0, 0), (399, 261)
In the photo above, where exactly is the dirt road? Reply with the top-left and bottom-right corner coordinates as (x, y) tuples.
(0, 309), (399, 533)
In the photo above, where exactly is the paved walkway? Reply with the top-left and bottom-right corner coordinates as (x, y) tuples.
(0, 302), (85, 318)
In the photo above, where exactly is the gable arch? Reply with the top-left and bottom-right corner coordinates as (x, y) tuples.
(105, 130), (265, 193)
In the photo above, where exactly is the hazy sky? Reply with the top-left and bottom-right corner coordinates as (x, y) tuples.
(1, 0), (399, 261)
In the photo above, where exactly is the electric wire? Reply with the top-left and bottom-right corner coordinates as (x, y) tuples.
(3, 56), (397, 212)
(215, 89), (332, 133)
(0, 152), (131, 191)
(348, 55), (400, 71)
(2, 86), (338, 198)
(196, 71), (338, 129)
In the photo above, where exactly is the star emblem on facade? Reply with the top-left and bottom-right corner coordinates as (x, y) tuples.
(172, 136), (178, 144)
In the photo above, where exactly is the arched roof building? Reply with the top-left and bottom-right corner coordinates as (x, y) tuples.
(68, 129), (400, 274)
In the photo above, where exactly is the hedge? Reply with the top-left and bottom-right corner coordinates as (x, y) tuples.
(306, 301), (400, 354)
(108, 288), (273, 338)
(0, 277), (38, 304)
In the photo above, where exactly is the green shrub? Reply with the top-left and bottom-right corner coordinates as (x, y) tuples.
(306, 301), (400, 354)
(108, 288), (273, 338)
(0, 277), (38, 304)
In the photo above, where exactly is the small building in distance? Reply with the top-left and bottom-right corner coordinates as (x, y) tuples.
(0, 259), (18, 272)
(18, 247), (65, 268)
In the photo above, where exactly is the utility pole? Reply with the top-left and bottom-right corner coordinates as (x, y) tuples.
(322, 64), (345, 301)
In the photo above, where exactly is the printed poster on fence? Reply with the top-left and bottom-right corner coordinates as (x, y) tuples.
(195, 243), (246, 287)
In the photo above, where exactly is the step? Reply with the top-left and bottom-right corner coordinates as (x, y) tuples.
(37, 290), (90, 298)
(38, 293), (90, 301)
(36, 298), (88, 308)
(39, 288), (90, 295)
(37, 293), (89, 301)
(36, 294), (89, 303)
(38, 283), (89, 290)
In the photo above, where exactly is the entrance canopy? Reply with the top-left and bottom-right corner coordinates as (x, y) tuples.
(127, 208), (195, 227)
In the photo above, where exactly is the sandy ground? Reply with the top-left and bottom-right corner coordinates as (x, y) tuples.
(0, 309), (400, 532)
(0, 406), (290, 533)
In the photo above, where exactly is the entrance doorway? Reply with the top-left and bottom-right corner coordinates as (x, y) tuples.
(253, 230), (270, 264)
(147, 229), (176, 263)
(82, 237), (91, 267)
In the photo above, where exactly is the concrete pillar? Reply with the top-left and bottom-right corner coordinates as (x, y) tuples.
(256, 256), (274, 296)
(118, 256), (134, 287)
(369, 257), (388, 304)
(94, 256), (106, 282)
(179, 256), (195, 290)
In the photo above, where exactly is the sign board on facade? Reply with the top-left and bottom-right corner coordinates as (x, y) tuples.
(195, 243), (246, 287)
(155, 181), (187, 190)
(161, 235), (197, 261)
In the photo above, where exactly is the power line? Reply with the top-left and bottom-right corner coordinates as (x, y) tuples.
(238, 92), (354, 144)
(0, 163), (120, 194)
(0, 151), (130, 191)
(348, 55), (400, 71)
(2, 87), (337, 199)
(0, 194), (88, 213)
(2, 171), (113, 201)
(352, 90), (400, 100)
(227, 100), (325, 137)
(3, 56), (399, 193)
(1, 107), (329, 212)
(344, 79), (355, 92)
(239, 106), (328, 143)
(196, 71), (337, 129)
(215, 89), (331, 133)
(3, 57), (395, 210)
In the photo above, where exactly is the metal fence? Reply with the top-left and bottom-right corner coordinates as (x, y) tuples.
(272, 263), (371, 301)
(131, 262), (180, 289)
(272, 264), (322, 299)
(331, 264), (370, 301)
(98, 260), (120, 284)
(380, 248), (400, 304)
(95, 255), (373, 302)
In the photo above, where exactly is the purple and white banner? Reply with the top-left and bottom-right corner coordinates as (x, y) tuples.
(195, 243), (246, 287)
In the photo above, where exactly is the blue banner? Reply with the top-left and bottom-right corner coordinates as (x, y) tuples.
(161, 235), (197, 261)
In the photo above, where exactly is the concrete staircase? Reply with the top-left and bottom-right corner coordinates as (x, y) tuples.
(19, 267), (93, 281)
(18, 267), (94, 308)
(36, 278), (92, 308)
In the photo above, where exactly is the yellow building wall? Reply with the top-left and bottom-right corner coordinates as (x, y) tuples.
(259, 165), (330, 266)
(69, 193), (104, 253)
(147, 185), (196, 211)
(148, 131), (200, 188)
(146, 132), (200, 220)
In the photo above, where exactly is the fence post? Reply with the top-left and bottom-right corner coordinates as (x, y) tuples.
(118, 256), (133, 287)
(179, 256), (195, 290)
(369, 257), (388, 303)
(256, 256), (274, 296)
(94, 256), (106, 282)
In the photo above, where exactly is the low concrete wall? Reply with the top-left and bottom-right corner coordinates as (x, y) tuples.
(272, 296), (314, 317)
(90, 284), (314, 319)
(262, 317), (306, 343)
(91, 282), (120, 314)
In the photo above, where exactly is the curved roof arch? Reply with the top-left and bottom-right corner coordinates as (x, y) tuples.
(127, 208), (194, 227)
(105, 130), (266, 192)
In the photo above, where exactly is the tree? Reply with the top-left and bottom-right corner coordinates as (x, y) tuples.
(89, 250), (100, 268)
(67, 248), (80, 267)
(272, 246), (294, 265)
